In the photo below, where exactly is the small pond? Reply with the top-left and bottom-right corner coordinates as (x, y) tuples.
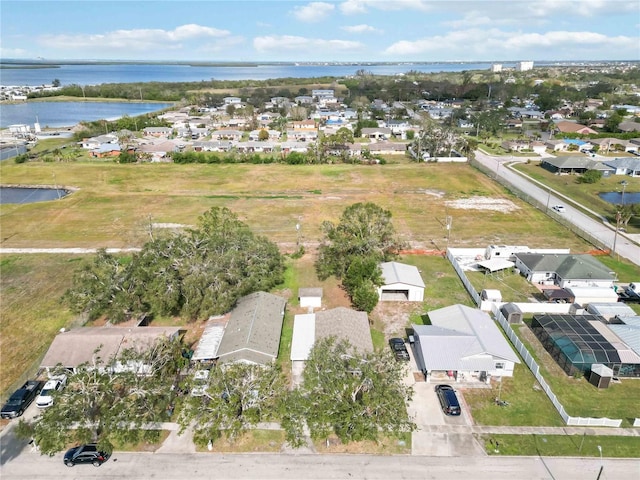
(0, 187), (70, 204)
(598, 192), (640, 205)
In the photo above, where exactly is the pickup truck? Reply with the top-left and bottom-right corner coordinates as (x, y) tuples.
(1, 380), (43, 419)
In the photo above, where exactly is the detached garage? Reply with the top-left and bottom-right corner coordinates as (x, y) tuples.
(378, 261), (425, 302)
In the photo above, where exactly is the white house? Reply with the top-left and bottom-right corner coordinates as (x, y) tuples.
(378, 261), (425, 302)
(413, 305), (520, 383)
(514, 253), (616, 289)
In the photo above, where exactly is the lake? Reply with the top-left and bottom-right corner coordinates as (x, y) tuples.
(0, 61), (544, 86)
(599, 192), (640, 205)
(0, 101), (174, 128)
(0, 187), (70, 204)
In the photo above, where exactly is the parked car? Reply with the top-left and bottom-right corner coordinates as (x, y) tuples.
(1, 380), (43, 419)
(63, 444), (110, 467)
(388, 337), (410, 361)
(552, 205), (566, 213)
(435, 384), (461, 416)
(36, 375), (67, 408)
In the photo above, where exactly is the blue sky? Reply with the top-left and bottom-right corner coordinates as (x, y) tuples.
(1, 1), (639, 62)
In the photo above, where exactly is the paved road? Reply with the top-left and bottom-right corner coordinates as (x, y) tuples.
(474, 151), (640, 266)
(1, 447), (639, 480)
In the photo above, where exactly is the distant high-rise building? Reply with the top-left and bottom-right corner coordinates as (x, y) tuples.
(491, 64), (503, 72)
(517, 61), (534, 72)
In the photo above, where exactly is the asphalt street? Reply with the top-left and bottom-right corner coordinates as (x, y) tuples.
(474, 150), (640, 267)
(2, 446), (639, 480)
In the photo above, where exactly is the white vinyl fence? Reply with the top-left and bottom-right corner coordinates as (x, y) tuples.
(446, 248), (624, 428)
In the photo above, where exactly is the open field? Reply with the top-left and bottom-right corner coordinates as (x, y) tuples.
(0, 254), (80, 395)
(0, 161), (597, 251)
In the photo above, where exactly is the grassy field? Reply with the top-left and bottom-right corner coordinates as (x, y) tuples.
(479, 433), (640, 457)
(0, 161), (596, 250)
(0, 255), (81, 395)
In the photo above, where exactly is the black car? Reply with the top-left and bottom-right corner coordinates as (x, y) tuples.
(63, 444), (110, 467)
(435, 384), (461, 416)
(389, 338), (410, 361)
(0, 380), (43, 419)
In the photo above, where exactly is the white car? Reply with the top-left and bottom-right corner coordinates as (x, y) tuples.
(36, 375), (66, 408)
(552, 205), (566, 213)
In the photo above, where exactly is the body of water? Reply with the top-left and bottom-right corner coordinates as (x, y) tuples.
(0, 101), (173, 128)
(0, 61), (542, 86)
(0, 187), (70, 204)
(599, 192), (640, 205)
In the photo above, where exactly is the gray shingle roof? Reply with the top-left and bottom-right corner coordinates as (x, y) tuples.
(216, 292), (287, 365)
(315, 307), (373, 353)
(41, 326), (182, 369)
(516, 254), (615, 281)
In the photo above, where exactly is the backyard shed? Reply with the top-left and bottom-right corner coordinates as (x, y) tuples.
(500, 303), (523, 324)
(298, 287), (322, 309)
(588, 364), (613, 389)
(378, 261), (425, 302)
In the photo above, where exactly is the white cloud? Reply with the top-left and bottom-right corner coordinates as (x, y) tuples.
(0, 46), (29, 58)
(291, 2), (335, 22)
(341, 24), (381, 34)
(38, 24), (230, 52)
(253, 35), (363, 53)
(340, 0), (431, 15)
(444, 0), (638, 27)
(383, 28), (639, 60)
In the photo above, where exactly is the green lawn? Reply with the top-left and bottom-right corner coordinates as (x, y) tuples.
(480, 434), (640, 457)
(467, 270), (542, 303)
(463, 362), (564, 427)
(511, 324), (640, 426)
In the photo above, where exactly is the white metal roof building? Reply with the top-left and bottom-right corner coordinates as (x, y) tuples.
(413, 304), (520, 382)
(378, 261), (425, 302)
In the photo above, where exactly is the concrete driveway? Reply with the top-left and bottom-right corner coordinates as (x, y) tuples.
(405, 345), (485, 457)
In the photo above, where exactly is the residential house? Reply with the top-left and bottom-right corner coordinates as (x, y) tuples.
(90, 143), (122, 158)
(311, 89), (334, 100)
(192, 140), (233, 153)
(603, 157), (640, 177)
(40, 326), (182, 374)
(235, 141), (276, 154)
(290, 307), (373, 385)
(216, 292), (287, 365)
(541, 156), (613, 175)
(412, 304), (520, 383)
(210, 129), (243, 141)
(513, 253), (616, 289)
(618, 122), (640, 133)
(143, 127), (172, 138)
(361, 127), (392, 140)
(378, 261), (425, 302)
(248, 129), (281, 141)
(223, 96), (242, 105)
(367, 142), (407, 155)
(79, 133), (119, 149)
(554, 121), (598, 135)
